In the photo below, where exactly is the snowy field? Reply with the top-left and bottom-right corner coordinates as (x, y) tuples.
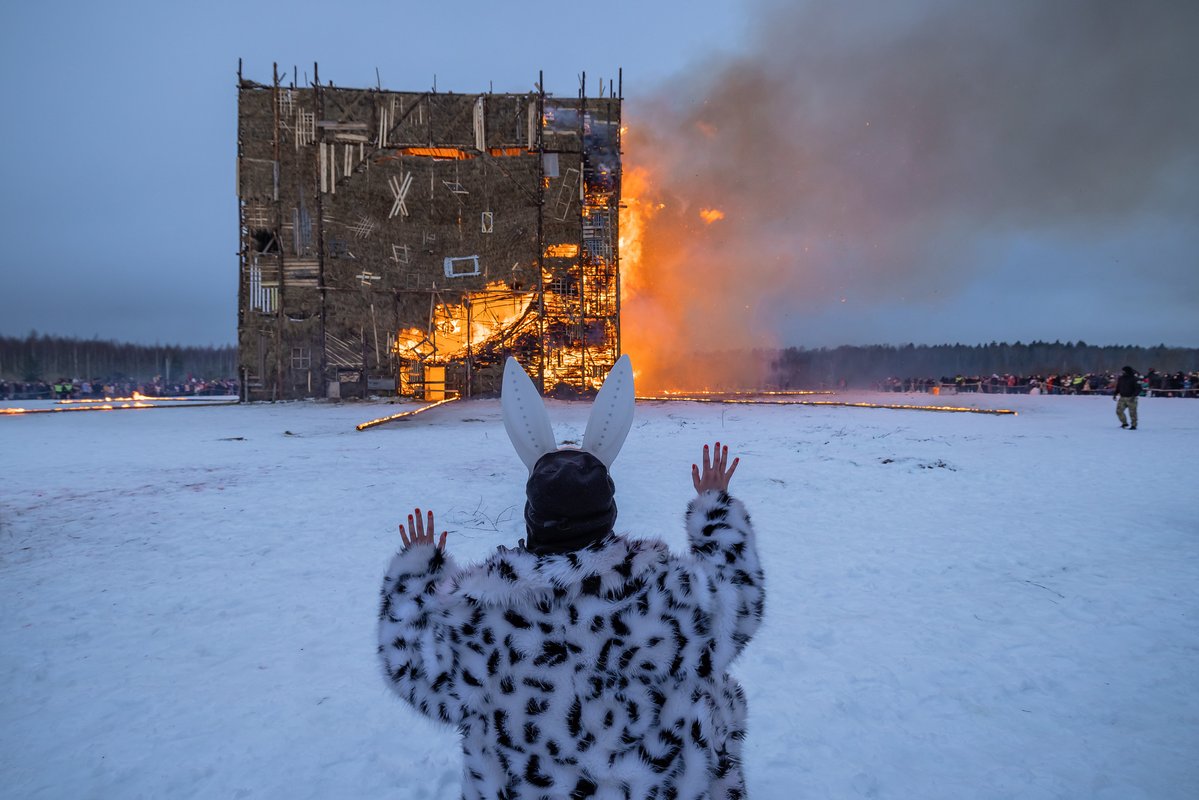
(2, 393), (1196, 799)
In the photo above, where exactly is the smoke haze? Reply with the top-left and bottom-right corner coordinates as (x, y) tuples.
(621, 0), (1199, 391)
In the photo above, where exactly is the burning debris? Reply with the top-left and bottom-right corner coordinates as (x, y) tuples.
(355, 396), (461, 431)
(1, 396), (236, 416)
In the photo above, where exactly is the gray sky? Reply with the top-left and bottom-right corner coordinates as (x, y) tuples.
(1, 0), (1195, 348)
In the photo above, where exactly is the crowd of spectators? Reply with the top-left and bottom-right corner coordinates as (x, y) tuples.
(879, 369), (1197, 397)
(0, 376), (239, 401)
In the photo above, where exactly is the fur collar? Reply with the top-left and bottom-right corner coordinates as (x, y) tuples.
(447, 534), (670, 607)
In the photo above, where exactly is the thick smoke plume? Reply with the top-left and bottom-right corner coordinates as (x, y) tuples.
(620, 0), (1198, 392)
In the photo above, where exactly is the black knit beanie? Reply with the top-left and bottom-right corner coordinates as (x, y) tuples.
(524, 450), (616, 556)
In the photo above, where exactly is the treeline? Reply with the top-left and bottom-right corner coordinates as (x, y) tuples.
(0, 332), (237, 381)
(773, 341), (1199, 388)
(6, 334), (1195, 388)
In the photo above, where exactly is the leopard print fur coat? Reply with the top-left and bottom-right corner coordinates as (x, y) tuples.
(378, 489), (764, 799)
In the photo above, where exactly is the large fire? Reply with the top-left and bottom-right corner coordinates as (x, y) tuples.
(618, 156), (771, 393)
(617, 164), (672, 391)
(383, 122), (762, 399)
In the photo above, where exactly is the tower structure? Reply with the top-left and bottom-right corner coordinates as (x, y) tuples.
(236, 63), (622, 400)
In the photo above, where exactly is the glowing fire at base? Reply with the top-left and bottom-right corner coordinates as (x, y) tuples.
(1, 398), (238, 416)
(54, 392), (210, 404)
(4, 391), (239, 416)
(651, 389), (835, 397)
(1, 403), (153, 415)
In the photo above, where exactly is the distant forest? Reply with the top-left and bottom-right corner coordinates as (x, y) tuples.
(773, 341), (1199, 388)
(3, 333), (1196, 387)
(0, 332), (236, 382)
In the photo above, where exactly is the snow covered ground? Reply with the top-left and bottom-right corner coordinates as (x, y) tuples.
(2, 393), (1196, 799)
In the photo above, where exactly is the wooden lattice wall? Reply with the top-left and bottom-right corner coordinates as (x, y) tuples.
(236, 63), (622, 400)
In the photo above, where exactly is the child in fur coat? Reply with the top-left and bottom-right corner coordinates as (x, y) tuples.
(378, 439), (763, 800)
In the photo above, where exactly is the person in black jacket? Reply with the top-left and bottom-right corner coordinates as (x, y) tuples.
(1114, 365), (1140, 430)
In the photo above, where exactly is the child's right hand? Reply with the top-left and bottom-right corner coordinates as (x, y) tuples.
(399, 507), (447, 551)
(692, 441), (739, 494)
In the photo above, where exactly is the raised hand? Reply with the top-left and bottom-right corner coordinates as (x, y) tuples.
(692, 441), (740, 494)
(399, 507), (448, 551)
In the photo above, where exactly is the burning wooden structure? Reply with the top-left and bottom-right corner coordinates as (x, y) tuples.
(237, 63), (622, 400)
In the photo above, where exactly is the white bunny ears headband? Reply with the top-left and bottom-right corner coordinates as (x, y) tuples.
(501, 355), (635, 472)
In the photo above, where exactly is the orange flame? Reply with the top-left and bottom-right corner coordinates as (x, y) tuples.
(618, 166), (660, 304)
(618, 129), (778, 393)
(399, 146), (475, 160)
(391, 281), (534, 366)
(544, 243), (580, 258)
